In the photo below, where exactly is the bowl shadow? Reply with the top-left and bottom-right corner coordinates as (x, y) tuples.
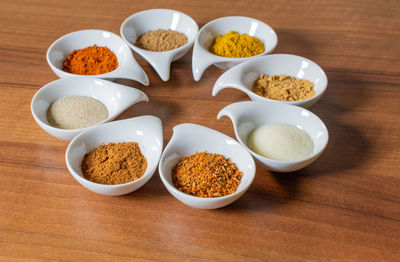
(274, 29), (315, 56)
(219, 71), (375, 211)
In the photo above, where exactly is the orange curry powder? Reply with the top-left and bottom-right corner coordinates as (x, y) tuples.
(63, 45), (118, 75)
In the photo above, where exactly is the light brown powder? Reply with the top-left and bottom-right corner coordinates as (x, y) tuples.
(81, 142), (147, 185)
(252, 74), (315, 101)
(135, 29), (188, 52)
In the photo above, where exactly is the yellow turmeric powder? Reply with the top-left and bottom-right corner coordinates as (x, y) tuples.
(209, 31), (265, 58)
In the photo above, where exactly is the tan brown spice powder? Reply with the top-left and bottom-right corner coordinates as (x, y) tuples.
(171, 152), (243, 198)
(135, 29), (188, 52)
(81, 142), (147, 185)
(252, 74), (315, 101)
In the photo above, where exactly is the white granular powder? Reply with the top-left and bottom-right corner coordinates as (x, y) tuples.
(47, 96), (108, 129)
(247, 123), (314, 161)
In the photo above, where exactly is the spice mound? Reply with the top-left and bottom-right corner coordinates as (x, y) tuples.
(247, 123), (314, 161)
(63, 45), (118, 75)
(47, 96), (108, 129)
(81, 142), (147, 185)
(135, 29), (188, 52)
(209, 31), (265, 58)
(171, 152), (243, 198)
(252, 74), (315, 101)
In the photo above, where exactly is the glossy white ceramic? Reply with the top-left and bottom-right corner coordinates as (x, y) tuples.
(212, 54), (328, 108)
(121, 9), (199, 81)
(66, 116), (163, 196)
(158, 123), (256, 209)
(218, 101), (329, 172)
(47, 29), (149, 85)
(192, 16), (278, 81)
(31, 77), (148, 141)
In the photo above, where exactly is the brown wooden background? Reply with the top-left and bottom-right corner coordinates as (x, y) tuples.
(1, 0), (400, 261)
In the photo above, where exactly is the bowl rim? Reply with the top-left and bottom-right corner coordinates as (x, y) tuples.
(231, 101), (329, 164)
(158, 123), (256, 202)
(46, 29), (131, 78)
(120, 8), (199, 54)
(65, 116), (163, 189)
(196, 15), (278, 60)
(30, 77), (129, 134)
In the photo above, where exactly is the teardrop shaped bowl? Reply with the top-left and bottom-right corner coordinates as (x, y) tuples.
(47, 29), (149, 85)
(158, 123), (256, 209)
(121, 9), (199, 81)
(65, 116), (163, 196)
(192, 16), (277, 81)
(217, 101), (329, 172)
(212, 54), (328, 108)
(31, 77), (148, 140)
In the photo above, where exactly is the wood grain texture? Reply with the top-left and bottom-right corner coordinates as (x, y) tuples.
(1, 0), (400, 261)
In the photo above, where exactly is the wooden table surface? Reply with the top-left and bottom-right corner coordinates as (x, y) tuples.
(1, 0), (399, 261)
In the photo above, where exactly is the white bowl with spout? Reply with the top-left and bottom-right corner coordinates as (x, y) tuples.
(66, 116), (163, 196)
(158, 123), (256, 209)
(47, 29), (149, 85)
(31, 77), (149, 140)
(120, 9), (199, 81)
(192, 16), (278, 81)
(217, 101), (329, 172)
(212, 54), (328, 108)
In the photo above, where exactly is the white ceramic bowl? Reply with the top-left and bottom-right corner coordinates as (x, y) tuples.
(31, 77), (148, 140)
(121, 9), (199, 81)
(212, 54), (328, 108)
(47, 29), (149, 85)
(158, 123), (256, 209)
(192, 16), (278, 81)
(66, 116), (163, 196)
(218, 101), (329, 172)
